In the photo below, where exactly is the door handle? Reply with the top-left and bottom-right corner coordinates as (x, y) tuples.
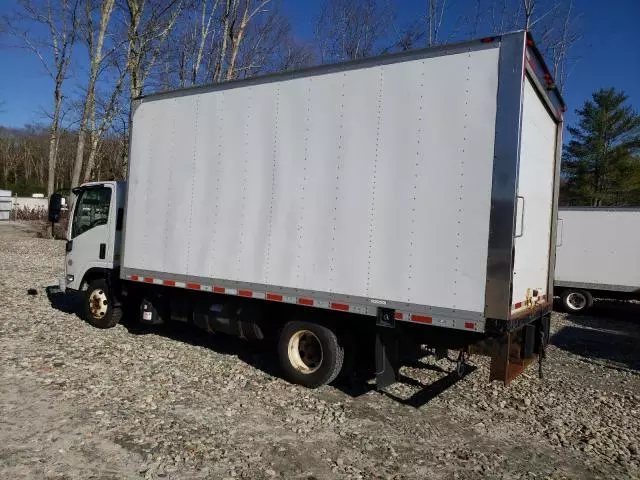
(515, 196), (525, 238)
(556, 218), (563, 246)
(99, 243), (106, 259)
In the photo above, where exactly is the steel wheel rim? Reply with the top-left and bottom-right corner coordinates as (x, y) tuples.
(566, 292), (587, 310)
(89, 289), (109, 319)
(288, 330), (323, 374)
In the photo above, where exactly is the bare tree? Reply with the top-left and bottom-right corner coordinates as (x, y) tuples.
(212, 0), (235, 82)
(191, 0), (220, 85)
(225, 0), (271, 80)
(83, 62), (128, 182)
(487, 0), (560, 33)
(233, 4), (312, 78)
(121, 0), (184, 103)
(4, 0), (79, 196)
(157, 0), (304, 88)
(465, 0), (485, 39)
(70, 0), (116, 189)
(484, 0), (580, 92)
(426, 0), (448, 47)
(209, 0), (275, 82)
(166, 0), (220, 88)
(545, 0), (580, 92)
(315, 0), (395, 63)
(522, 0), (535, 30)
(272, 34), (314, 73)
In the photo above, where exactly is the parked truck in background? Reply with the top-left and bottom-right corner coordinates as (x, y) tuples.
(555, 208), (640, 313)
(49, 31), (564, 389)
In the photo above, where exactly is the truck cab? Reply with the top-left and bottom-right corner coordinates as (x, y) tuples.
(61, 181), (126, 296)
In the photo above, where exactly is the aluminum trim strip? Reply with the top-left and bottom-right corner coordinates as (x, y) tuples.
(546, 92), (564, 308)
(483, 31), (527, 321)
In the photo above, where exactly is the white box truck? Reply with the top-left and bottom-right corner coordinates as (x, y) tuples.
(50, 31), (564, 389)
(555, 208), (640, 312)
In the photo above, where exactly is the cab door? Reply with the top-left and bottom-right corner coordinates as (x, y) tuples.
(65, 185), (115, 291)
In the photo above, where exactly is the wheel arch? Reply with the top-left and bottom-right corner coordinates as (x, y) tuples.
(80, 267), (119, 291)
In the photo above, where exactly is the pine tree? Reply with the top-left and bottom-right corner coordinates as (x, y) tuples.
(561, 88), (640, 206)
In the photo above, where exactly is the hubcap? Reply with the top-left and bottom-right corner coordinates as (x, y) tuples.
(566, 292), (587, 310)
(89, 289), (109, 319)
(287, 330), (323, 374)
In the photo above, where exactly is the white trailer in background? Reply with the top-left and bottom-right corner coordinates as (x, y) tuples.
(555, 208), (640, 312)
(50, 31), (565, 390)
(0, 190), (11, 221)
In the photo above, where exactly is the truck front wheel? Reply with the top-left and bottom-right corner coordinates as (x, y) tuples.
(278, 321), (344, 388)
(84, 278), (122, 329)
(560, 289), (593, 313)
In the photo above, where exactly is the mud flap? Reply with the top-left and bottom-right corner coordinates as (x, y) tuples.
(375, 308), (399, 389)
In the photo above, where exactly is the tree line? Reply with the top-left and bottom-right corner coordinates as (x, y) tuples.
(3, 0), (636, 206)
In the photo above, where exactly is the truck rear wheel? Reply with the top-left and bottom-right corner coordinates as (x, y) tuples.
(278, 321), (344, 388)
(84, 278), (122, 329)
(561, 289), (593, 313)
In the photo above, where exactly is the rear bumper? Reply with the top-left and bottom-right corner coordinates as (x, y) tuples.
(484, 302), (552, 334)
(474, 310), (551, 385)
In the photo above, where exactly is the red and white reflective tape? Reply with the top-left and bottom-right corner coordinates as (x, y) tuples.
(126, 274), (369, 315)
(512, 294), (548, 312)
(393, 311), (484, 332)
(126, 274), (483, 332)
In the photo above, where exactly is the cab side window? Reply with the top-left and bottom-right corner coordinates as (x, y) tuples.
(71, 187), (112, 238)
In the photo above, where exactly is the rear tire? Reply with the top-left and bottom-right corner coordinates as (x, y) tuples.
(561, 289), (592, 313)
(278, 320), (344, 388)
(84, 278), (122, 329)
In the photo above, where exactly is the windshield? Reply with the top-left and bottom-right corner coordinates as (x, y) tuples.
(71, 187), (112, 238)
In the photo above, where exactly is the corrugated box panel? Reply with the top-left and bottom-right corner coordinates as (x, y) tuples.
(124, 46), (501, 313)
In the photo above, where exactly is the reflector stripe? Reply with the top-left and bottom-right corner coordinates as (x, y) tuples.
(514, 302), (523, 309)
(330, 302), (349, 311)
(411, 314), (432, 324)
(124, 272), (485, 333)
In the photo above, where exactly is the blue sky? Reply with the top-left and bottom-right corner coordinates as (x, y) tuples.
(1, 0), (639, 134)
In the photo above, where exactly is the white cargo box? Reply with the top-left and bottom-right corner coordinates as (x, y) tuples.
(122, 32), (564, 332)
(555, 208), (640, 292)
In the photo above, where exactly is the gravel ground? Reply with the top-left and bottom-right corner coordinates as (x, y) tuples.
(1, 221), (639, 480)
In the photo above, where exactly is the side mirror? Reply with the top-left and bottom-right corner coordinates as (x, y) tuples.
(48, 193), (62, 223)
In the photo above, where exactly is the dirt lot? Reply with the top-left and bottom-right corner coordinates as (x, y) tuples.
(1, 221), (639, 479)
